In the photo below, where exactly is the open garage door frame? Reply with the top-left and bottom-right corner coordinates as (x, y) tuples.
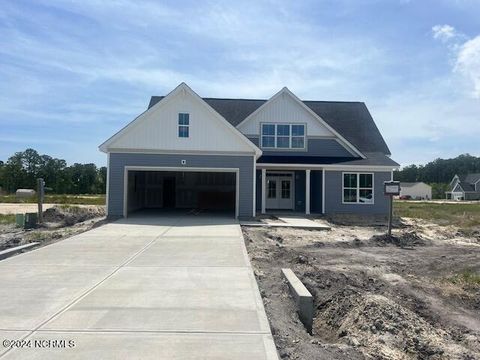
(123, 166), (240, 218)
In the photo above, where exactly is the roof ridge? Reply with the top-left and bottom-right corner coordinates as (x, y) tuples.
(303, 100), (364, 104)
(203, 97), (267, 101)
(152, 95), (364, 104)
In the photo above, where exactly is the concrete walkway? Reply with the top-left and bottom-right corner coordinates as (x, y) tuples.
(0, 213), (278, 359)
(242, 215), (331, 230)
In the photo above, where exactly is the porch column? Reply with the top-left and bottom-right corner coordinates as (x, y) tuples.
(261, 169), (266, 214)
(305, 169), (311, 215)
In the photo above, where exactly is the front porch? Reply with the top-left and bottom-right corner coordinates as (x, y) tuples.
(255, 168), (324, 215)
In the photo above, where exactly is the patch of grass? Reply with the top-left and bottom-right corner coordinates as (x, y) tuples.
(394, 201), (480, 229)
(0, 194), (105, 205)
(0, 214), (15, 224)
(448, 269), (480, 287)
(25, 231), (47, 241)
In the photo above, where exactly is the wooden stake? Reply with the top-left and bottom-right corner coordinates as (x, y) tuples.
(387, 195), (393, 237)
(37, 178), (44, 224)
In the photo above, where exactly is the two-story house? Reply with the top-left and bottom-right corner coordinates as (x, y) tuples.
(100, 83), (399, 219)
(446, 173), (480, 200)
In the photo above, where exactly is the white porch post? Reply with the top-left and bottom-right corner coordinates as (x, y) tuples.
(322, 169), (326, 214)
(305, 169), (311, 215)
(261, 169), (266, 214)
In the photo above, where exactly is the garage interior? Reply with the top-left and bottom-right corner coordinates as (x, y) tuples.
(126, 170), (236, 215)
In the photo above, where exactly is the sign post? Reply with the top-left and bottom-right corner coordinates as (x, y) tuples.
(384, 181), (400, 237)
(37, 178), (45, 224)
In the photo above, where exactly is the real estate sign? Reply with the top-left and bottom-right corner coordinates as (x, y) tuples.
(384, 181), (401, 196)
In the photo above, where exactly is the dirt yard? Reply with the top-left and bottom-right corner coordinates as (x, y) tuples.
(0, 202), (105, 215)
(243, 218), (480, 359)
(0, 205), (106, 252)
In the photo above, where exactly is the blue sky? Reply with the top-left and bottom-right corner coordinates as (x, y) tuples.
(1, 0), (479, 167)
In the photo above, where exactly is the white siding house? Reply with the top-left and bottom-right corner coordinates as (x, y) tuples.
(400, 182), (432, 200)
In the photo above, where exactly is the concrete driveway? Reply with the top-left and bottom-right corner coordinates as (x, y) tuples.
(0, 213), (278, 359)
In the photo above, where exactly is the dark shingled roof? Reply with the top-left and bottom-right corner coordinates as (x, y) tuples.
(458, 182), (475, 192)
(257, 152), (398, 166)
(148, 96), (391, 155)
(462, 173), (480, 184)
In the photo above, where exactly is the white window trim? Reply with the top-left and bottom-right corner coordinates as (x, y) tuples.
(260, 123), (306, 150)
(342, 172), (375, 205)
(178, 113), (190, 138)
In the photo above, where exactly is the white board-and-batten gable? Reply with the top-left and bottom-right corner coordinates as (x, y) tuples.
(99, 83), (261, 156)
(238, 88), (334, 136)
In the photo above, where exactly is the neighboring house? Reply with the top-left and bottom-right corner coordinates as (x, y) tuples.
(399, 182), (432, 200)
(100, 83), (399, 219)
(446, 173), (480, 201)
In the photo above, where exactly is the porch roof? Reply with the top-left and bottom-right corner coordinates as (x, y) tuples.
(257, 152), (399, 167)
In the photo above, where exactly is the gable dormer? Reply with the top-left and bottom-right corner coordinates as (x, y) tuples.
(236, 88), (363, 158)
(449, 175), (461, 191)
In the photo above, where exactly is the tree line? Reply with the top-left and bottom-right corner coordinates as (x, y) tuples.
(393, 154), (480, 198)
(1, 150), (478, 197)
(0, 149), (106, 194)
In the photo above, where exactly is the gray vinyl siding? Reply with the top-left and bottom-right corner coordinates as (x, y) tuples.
(452, 183), (463, 192)
(310, 170), (323, 213)
(248, 137), (353, 157)
(465, 192), (480, 200)
(294, 170), (322, 213)
(324, 171), (391, 215)
(294, 170), (306, 212)
(108, 153), (254, 218)
(255, 170), (262, 211)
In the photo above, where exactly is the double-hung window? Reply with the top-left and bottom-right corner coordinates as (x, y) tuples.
(178, 113), (189, 138)
(261, 123), (305, 149)
(343, 173), (374, 204)
(291, 124), (305, 148)
(276, 124), (290, 148)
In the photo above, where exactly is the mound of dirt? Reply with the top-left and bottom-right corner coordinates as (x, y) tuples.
(369, 231), (427, 247)
(314, 289), (475, 359)
(43, 205), (105, 226)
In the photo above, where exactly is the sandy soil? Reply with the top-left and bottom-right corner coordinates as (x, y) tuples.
(0, 203), (56, 214)
(0, 205), (106, 252)
(0, 203), (101, 214)
(243, 218), (480, 359)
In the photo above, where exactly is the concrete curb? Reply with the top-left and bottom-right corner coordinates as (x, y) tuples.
(281, 268), (314, 333)
(0, 242), (40, 260)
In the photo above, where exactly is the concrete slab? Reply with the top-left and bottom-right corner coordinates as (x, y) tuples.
(128, 236), (248, 267)
(241, 216), (330, 230)
(0, 236), (155, 266)
(0, 264), (115, 329)
(2, 332), (279, 360)
(44, 266), (269, 333)
(166, 223), (243, 237)
(0, 213), (278, 359)
(0, 331), (30, 357)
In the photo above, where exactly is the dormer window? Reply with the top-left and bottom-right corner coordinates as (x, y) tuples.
(178, 113), (189, 138)
(261, 123), (305, 149)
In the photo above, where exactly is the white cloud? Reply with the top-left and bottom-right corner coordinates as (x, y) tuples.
(432, 24), (459, 42)
(454, 36), (480, 98)
(432, 24), (480, 99)
(0, 0), (387, 101)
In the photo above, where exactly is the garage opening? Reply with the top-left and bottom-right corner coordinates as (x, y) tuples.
(126, 170), (237, 217)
